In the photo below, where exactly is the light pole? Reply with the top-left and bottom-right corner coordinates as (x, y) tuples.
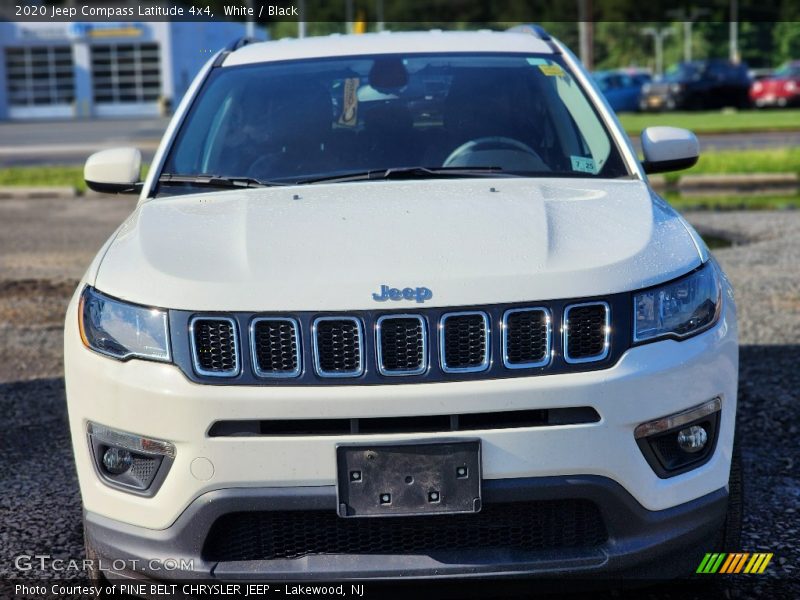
(666, 7), (709, 62)
(641, 26), (674, 77)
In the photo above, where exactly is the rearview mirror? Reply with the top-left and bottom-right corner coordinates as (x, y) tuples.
(84, 147), (143, 194)
(640, 127), (699, 174)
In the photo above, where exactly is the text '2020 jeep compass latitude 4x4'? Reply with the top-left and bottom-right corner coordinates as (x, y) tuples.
(67, 27), (740, 585)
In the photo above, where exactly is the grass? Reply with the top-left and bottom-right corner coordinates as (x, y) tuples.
(0, 165), (150, 193)
(665, 192), (800, 211)
(656, 147), (800, 184)
(687, 147), (800, 175)
(619, 109), (800, 135)
(0, 166), (88, 192)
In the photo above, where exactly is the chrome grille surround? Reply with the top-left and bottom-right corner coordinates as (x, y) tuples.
(439, 311), (491, 373)
(502, 307), (552, 369)
(562, 302), (611, 364)
(250, 317), (302, 378)
(375, 314), (428, 376)
(312, 316), (365, 378)
(189, 316), (240, 378)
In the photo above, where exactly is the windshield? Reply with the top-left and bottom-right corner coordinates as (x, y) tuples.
(663, 63), (700, 82)
(774, 63), (800, 78)
(160, 52), (628, 192)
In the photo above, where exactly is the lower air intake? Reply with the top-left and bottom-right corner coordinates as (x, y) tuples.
(203, 499), (607, 561)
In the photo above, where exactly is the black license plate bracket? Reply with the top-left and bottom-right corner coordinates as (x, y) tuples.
(336, 439), (481, 517)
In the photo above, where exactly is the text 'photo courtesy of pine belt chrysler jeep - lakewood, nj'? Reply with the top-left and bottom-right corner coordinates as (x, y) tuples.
(67, 25), (740, 586)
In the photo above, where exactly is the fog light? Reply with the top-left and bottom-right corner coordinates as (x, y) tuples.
(102, 447), (132, 474)
(87, 422), (175, 496)
(677, 425), (708, 453)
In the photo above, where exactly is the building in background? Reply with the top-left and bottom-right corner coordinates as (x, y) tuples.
(0, 21), (263, 120)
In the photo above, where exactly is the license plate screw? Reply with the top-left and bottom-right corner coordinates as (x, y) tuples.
(456, 467), (468, 478)
(350, 470), (362, 481)
(380, 493), (391, 504)
(428, 491), (440, 502)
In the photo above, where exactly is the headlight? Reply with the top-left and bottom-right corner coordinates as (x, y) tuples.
(785, 81), (797, 92)
(78, 286), (171, 362)
(633, 262), (722, 343)
(669, 83), (683, 93)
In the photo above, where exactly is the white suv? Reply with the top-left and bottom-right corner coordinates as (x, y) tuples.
(67, 27), (740, 584)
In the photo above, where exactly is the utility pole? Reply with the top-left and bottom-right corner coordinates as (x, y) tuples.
(666, 7), (709, 62)
(345, 0), (354, 34)
(245, 0), (255, 37)
(729, 0), (739, 63)
(376, 0), (384, 32)
(577, 0), (594, 70)
(641, 26), (673, 76)
(298, 0), (306, 38)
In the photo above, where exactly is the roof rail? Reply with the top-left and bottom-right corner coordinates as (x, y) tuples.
(213, 37), (259, 67)
(506, 24), (551, 41)
(225, 36), (258, 52)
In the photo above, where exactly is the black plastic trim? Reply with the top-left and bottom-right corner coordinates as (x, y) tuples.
(83, 476), (729, 582)
(636, 411), (721, 479)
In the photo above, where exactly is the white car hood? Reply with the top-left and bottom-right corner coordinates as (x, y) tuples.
(94, 178), (702, 311)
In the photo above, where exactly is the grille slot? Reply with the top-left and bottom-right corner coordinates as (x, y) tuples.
(203, 499), (608, 561)
(503, 308), (551, 369)
(376, 315), (427, 376)
(251, 318), (301, 378)
(190, 317), (239, 377)
(440, 311), (490, 373)
(312, 317), (364, 377)
(207, 407), (601, 437)
(563, 303), (610, 364)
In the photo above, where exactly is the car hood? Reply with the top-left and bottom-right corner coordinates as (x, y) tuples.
(94, 178), (703, 311)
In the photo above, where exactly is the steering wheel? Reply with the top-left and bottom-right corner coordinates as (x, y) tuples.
(443, 136), (544, 169)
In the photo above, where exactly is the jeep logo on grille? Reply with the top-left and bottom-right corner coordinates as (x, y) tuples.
(372, 285), (433, 304)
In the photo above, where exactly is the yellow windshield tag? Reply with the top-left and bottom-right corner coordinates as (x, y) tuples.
(539, 64), (565, 77)
(338, 77), (360, 127)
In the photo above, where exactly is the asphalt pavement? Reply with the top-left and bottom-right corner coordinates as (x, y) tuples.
(1, 118), (799, 167)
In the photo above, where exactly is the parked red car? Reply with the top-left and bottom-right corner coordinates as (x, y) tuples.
(750, 61), (800, 107)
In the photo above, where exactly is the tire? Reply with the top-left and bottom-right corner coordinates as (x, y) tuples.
(84, 531), (109, 588)
(718, 440), (744, 551)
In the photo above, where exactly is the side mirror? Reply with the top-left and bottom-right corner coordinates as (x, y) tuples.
(641, 126), (699, 174)
(84, 147), (143, 194)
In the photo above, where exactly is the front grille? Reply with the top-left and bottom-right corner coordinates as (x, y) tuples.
(563, 303), (610, 364)
(190, 317), (239, 376)
(313, 317), (364, 377)
(177, 295), (625, 385)
(203, 499), (607, 561)
(440, 312), (489, 373)
(251, 318), (300, 377)
(503, 308), (550, 368)
(376, 315), (426, 375)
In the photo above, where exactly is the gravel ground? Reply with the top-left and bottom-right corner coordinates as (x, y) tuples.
(0, 198), (797, 598)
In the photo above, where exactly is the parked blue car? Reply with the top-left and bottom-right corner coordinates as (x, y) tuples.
(593, 69), (652, 113)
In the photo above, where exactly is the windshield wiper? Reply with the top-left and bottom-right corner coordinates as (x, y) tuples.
(297, 166), (507, 185)
(158, 174), (286, 189)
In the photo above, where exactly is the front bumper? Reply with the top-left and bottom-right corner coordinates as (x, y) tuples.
(84, 476), (728, 581)
(65, 287), (738, 531)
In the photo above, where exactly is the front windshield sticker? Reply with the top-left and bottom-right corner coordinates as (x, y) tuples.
(539, 64), (565, 77)
(571, 155), (597, 174)
(338, 77), (360, 127)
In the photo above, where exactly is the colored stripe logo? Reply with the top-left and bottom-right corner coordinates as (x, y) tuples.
(697, 553), (773, 574)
